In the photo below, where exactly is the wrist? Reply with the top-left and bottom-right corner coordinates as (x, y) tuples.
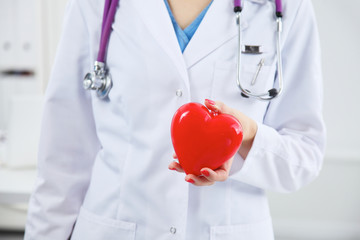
(244, 119), (257, 144)
(238, 119), (257, 159)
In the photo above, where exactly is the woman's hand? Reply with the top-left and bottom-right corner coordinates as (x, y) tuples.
(204, 99), (258, 159)
(168, 99), (258, 186)
(169, 153), (234, 186)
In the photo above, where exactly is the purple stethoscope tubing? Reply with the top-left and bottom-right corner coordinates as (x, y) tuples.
(275, 0), (283, 16)
(83, 0), (118, 99)
(98, 0), (119, 63)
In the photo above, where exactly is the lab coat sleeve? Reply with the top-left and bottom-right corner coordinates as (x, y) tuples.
(24, 0), (100, 239)
(230, 0), (326, 193)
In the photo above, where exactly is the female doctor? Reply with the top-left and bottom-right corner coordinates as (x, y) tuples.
(24, 0), (326, 239)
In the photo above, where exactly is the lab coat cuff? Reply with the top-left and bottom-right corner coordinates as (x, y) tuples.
(229, 122), (279, 183)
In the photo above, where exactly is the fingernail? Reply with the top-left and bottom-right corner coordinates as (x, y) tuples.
(205, 99), (216, 105)
(205, 99), (220, 113)
(186, 178), (195, 184)
(201, 170), (210, 177)
(169, 167), (176, 171)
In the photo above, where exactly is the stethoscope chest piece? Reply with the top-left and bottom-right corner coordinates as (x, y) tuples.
(83, 61), (112, 99)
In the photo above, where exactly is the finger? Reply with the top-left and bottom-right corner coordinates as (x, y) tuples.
(200, 167), (228, 182)
(205, 99), (236, 116)
(214, 101), (237, 116)
(204, 99), (222, 113)
(168, 161), (184, 173)
(185, 174), (215, 186)
(172, 153), (178, 159)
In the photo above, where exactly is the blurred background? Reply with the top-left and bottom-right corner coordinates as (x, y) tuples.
(0, 0), (359, 239)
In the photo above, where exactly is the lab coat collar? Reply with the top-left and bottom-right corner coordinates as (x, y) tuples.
(129, 0), (190, 90)
(129, 0), (251, 82)
(183, 0), (248, 68)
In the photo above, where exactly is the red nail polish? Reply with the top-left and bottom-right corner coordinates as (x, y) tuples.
(169, 167), (176, 170)
(201, 170), (210, 177)
(205, 99), (215, 105)
(186, 178), (195, 184)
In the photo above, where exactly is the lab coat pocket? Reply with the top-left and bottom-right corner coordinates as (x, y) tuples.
(210, 218), (274, 240)
(71, 207), (136, 240)
(211, 60), (276, 120)
(212, 60), (276, 103)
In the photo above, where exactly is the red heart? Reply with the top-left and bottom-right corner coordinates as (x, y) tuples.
(171, 102), (243, 176)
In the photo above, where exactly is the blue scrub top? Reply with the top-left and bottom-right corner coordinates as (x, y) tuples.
(164, 0), (213, 52)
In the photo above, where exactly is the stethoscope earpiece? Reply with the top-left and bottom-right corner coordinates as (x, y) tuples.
(268, 88), (278, 98)
(241, 88), (279, 100)
(241, 92), (249, 98)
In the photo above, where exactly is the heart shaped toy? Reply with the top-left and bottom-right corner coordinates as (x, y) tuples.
(171, 102), (243, 176)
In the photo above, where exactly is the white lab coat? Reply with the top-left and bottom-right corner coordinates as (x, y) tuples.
(24, 0), (326, 239)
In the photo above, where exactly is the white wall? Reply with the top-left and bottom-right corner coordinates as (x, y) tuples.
(268, 1), (360, 239)
(316, 0), (360, 158)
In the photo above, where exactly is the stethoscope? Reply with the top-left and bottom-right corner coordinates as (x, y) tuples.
(235, 0), (284, 100)
(83, 0), (284, 101)
(83, 0), (119, 99)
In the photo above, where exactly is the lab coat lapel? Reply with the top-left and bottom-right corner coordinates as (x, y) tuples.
(130, 0), (190, 90)
(183, 0), (249, 68)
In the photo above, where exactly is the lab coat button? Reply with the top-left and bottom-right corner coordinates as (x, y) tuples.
(176, 89), (183, 97)
(170, 227), (176, 234)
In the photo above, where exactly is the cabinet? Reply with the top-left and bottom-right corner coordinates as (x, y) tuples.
(0, 0), (69, 231)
